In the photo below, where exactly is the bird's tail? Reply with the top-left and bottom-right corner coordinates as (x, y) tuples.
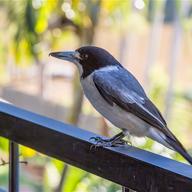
(165, 134), (192, 165)
(148, 128), (192, 165)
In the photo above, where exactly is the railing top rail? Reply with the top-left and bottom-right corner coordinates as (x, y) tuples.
(0, 101), (192, 192)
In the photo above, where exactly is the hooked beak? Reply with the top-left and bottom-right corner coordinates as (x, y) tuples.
(49, 51), (80, 63)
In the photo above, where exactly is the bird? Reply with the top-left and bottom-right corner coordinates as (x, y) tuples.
(49, 46), (192, 164)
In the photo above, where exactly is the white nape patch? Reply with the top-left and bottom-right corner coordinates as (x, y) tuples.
(95, 65), (119, 73)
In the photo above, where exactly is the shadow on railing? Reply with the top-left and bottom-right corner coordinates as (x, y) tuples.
(0, 101), (192, 192)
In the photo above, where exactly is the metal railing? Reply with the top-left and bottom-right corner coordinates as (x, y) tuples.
(0, 101), (192, 192)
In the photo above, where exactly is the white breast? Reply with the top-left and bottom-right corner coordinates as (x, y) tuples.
(80, 73), (150, 137)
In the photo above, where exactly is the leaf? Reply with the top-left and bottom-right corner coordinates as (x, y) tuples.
(63, 166), (87, 192)
(20, 145), (36, 157)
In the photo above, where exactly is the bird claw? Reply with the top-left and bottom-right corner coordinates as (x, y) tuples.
(89, 136), (102, 142)
(89, 136), (127, 150)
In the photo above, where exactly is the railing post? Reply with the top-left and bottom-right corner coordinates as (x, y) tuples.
(9, 141), (19, 192)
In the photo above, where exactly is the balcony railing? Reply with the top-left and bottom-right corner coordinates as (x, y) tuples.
(0, 101), (192, 192)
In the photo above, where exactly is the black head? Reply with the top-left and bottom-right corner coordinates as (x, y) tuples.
(49, 46), (122, 78)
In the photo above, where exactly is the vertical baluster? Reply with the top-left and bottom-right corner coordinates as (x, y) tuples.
(9, 141), (19, 192)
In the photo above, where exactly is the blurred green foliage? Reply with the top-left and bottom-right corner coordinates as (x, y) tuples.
(0, 0), (192, 191)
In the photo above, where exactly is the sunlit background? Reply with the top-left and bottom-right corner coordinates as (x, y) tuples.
(0, 0), (192, 191)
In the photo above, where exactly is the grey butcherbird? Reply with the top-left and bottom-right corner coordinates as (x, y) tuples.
(49, 46), (192, 164)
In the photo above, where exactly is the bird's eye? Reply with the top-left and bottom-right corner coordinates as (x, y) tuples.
(82, 54), (88, 60)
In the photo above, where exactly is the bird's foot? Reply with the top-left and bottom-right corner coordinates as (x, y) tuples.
(89, 136), (127, 150)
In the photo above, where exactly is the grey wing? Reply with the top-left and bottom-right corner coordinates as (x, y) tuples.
(93, 69), (167, 131)
(93, 70), (192, 164)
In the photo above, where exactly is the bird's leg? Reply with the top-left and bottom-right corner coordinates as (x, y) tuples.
(90, 131), (129, 148)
